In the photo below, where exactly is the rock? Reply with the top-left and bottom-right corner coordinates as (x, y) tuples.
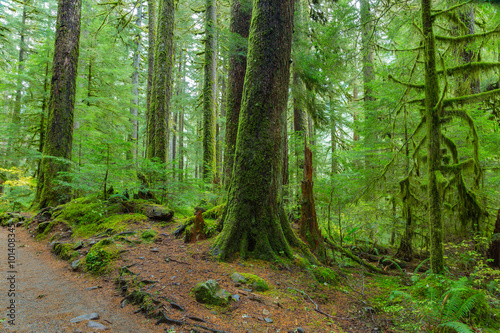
(71, 259), (80, 271)
(87, 321), (108, 330)
(144, 206), (174, 222)
(263, 309), (270, 316)
(232, 294), (240, 302)
(291, 328), (305, 333)
(70, 313), (99, 323)
(151, 248), (159, 252)
(231, 273), (247, 284)
(264, 318), (273, 323)
(252, 280), (269, 292)
(193, 279), (231, 306)
(73, 241), (84, 250)
(36, 221), (51, 234)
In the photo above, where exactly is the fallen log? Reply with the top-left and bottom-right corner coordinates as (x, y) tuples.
(324, 238), (385, 274)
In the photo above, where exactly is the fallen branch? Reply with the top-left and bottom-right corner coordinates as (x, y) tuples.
(288, 288), (354, 321)
(324, 238), (385, 274)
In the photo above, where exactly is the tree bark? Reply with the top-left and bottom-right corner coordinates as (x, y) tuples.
(212, 0), (299, 260)
(223, 0), (252, 188)
(487, 209), (500, 268)
(35, 0), (83, 209)
(422, 0), (444, 274)
(146, 0), (156, 155)
(202, 0), (217, 183)
(147, 0), (174, 162)
(129, 2), (142, 162)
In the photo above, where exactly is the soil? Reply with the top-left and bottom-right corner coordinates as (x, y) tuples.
(1, 217), (396, 333)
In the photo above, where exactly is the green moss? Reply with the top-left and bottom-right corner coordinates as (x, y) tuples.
(84, 240), (119, 275)
(310, 266), (339, 286)
(53, 243), (78, 261)
(57, 196), (107, 225)
(239, 273), (270, 292)
(72, 213), (146, 238)
(141, 229), (157, 243)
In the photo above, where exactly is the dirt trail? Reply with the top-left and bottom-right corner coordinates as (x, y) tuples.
(0, 226), (163, 333)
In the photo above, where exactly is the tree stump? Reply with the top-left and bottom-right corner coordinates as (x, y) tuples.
(186, 208), (207, 243)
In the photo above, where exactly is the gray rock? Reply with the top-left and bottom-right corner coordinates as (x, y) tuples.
(71, 259), (80, 271)
(87, 321), (108, 330)
(231, 272), (247, 284)
(232, 294), (240, 302)
(264, 318), (273, 323)
(70, 313), (99, 323)
(73, 241), (84, 250)
(144, 206), (174, 221)
(193, 279), (231, 306)
(295, 328), (305, 333)
(151, 248), (159, 252)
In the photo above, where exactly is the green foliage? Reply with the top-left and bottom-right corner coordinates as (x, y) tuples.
(52, 243), (78, 261)
(309, 266), (339, 286)
(140, 229), (157, 243)
(0, 167), (36, 212)
(57, 196), (107, 225)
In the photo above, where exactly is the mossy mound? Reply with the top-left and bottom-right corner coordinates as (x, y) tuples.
(52, 242), (79, 261)
(193, 279), (231, 306)
(140, 229), (157, 243)
(84, 239), (119, 275)
(233, 273), (270, 292)
(72, 213), (147, 238)
(310, 266), (339, 286)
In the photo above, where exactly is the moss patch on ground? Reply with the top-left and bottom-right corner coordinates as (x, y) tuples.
(84, 239), (120, 275)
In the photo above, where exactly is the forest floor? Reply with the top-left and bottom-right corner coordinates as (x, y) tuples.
(1, 212), (399, 333)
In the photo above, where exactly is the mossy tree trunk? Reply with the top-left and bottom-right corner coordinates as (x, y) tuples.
(147, 0), (174, 162)
(299, 145), (325, 260)
(146, 0), (156, 154)
(487, 209), (500, 268)
(224, 0), (252, 188)
(422, 0), (444, 275)
(212, 0), (299, 260)
(35, 0), (83, 209)
(202, 0), (217, 183)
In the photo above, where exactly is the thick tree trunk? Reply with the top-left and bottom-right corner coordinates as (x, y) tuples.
(202, 0), (217, 183)
(35, 0), (83, 209)
(146, 0), (156, 155)
(223, 0), (252, 188)
(128, 2), (142, 162)
(147, 0), (174, 162)
(487, 209), (500, 268)
(422, 0), (444, 274)
(299, 145), (325, 259)
(212, 0), (299, 260)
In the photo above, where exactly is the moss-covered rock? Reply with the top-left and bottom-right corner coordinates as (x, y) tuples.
(234, 273), (270, 292)
(84, 240), (119, 275)
(310, 266), (339, 286)
(140, 229), (157, 243)
(52, 242), (78, 261)
(193, 279), (231, 306)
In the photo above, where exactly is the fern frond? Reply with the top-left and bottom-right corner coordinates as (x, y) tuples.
(438, 321), (474, 333)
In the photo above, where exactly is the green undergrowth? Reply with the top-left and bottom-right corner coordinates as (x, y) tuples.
(84, 239), (120, 275)
(140, 229), (157, 243)
(379, 270), (500, 332)
(72, 213), (147, 238)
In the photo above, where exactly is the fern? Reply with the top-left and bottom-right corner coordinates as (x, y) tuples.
(389, 290), (414, 301)
(438, 321), (474, 333)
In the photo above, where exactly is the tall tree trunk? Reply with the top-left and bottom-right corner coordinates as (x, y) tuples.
(360, 0), (376, 167)
(422, 0), (444, 274)
(129, 2), (142, 162)
(223, 0), (252, 188)
(212, 0), (300, 260)
(487, 209), (500, 268)
(9, 0), (30, 159)
(146, 0), (156, 156)
(35, 0), (83, 209)
(202, 0), (217, 183)
(147, 0), (174, 162)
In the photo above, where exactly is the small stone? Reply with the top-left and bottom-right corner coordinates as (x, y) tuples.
(264, 318), (273, 323)
(262, 309), (270, 316)
(231, 273), (247, 284)
(70, 313), (99, 323)
(151, 248), (159, 252)
(232, 294), (240, 301)
(85, 286), (101, 291)
(294, 328), (305, 333)
(73, 241), (84, 250)
(138, 257), (145, 259)
(71, 259), (80, 271)
(87, 321), (108, 330)
(242, 314), (250, 318)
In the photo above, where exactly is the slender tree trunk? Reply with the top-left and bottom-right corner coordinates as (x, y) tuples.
(35, 48), (51, 179)
(146, 0), (156, 156)
(147, 0), (174, 162)
(35, 0), (83, 209)
(129, 2), (142, 162)
(202, 0), (217, 182)
(422, 0), (444, 274)
(213, 0), (300, 260)
(223, 0), (252, 187)
(487, 209), (500, 268)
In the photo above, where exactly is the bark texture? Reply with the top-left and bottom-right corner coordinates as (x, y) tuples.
(147, 0), (174, 162)
(487, 209), (500, 268)
(223, 0), (252, 187)
(212, 0), (299, 260)
(202, 0), (217, 182)
(36, 0), (83, 208)
(422, 0), (444, 274)
(146, 0), (156, 153)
